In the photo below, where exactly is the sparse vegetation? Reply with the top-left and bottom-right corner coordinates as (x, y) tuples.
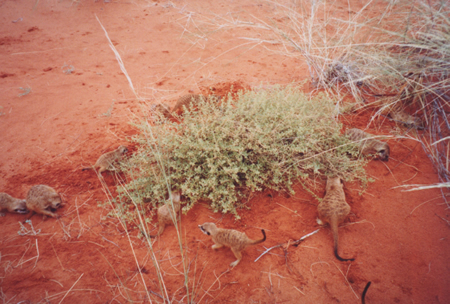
(101, 101), (115, 117)
(17, 86), (31, 97)
(118, 86), (368, 217)
(62, 63), (75, 74)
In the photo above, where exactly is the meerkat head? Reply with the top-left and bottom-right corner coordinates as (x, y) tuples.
(394, 112), (424, 130)
(410, 116), (424, 130)
(48, 193), (63, 210)
(198, 222), (217, 236)
(117, 145), (128, 155)
(326, 176), (343, 193)
(170, 190), (181, 203)
(10, 199), (29, 214)
(375, 142), (390, 161)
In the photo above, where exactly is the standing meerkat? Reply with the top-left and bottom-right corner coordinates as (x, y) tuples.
(198, 222), (266, 267)
(82, 145), (128, 174)
(26, 185), (63, 219)
(0, 193), (28, 216)
(172, 94), (222, 116)
(345, 128), (390, 161)
(317, 177), (355, 262)
(149, 191), (182, 238)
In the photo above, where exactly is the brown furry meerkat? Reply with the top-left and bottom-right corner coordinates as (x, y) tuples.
(317, 177), (355, 262)
(149, 191), (182, 238)
(345, 128), (390, 161)
(82, 145), (128, 174)
(390, 111), (424, 130)
(198, 222), (266, 267)
(0, 193), (28, 216)
(151, 103), (172, 119)
(26, 185), (63, 219)
(172, 94), (221, 116)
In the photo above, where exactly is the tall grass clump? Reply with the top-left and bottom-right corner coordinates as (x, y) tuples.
(370, 0), (450, 188)
(206, 0), (449, 190)
(283, 0), (449, 191)
(118, 86), (368, 217)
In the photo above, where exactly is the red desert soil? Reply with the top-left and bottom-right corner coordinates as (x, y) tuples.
(0, 1), (448, 303)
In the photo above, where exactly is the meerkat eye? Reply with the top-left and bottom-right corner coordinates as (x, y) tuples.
(379, 149), (385, 154)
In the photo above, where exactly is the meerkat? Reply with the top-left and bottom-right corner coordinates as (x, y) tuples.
(0, 193), (28, 216)
(317, 177), (355, 262)
(172, 94), (221, 116)
(26, 185), (63, 219)
(82, 145), (128, 174)
(390, 111), (424, 130)
(151, 103), (172, 120)
(198, 222), (266, 267)
(345, 128), (390, 161)
(149, 191), (182, 238)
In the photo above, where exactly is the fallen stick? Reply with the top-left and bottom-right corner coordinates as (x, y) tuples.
(254, 228), (320, 262)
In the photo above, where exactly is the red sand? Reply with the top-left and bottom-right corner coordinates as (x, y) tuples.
(0, 1), (448, 303)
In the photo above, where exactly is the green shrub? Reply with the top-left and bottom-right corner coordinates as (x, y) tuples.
(118, 86), (367, 217)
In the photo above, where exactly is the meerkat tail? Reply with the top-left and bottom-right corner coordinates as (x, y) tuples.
(361, 281), (371, 304)
(330, 217), (354, 262)
(250, 229), (266, 245)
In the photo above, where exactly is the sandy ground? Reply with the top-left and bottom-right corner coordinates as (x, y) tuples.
(0, 0), (449, 303)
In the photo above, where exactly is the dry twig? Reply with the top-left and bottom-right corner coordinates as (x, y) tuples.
(254, 229), (320, 262)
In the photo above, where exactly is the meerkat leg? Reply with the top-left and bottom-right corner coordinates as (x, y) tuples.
(149, 224), (165, 238)
(157, 222), (166, 236)
(24, 211), (37, 223)
(212, 243), (224, 250)
(229, 248), (242, 267)
(38, 209), (60, 219)
(98, 166), (107, 174)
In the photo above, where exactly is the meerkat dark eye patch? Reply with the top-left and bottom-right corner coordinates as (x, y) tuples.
(379, 149), (385, 154)
(198, 226), (210, 235)
(14, 208), (29, 214)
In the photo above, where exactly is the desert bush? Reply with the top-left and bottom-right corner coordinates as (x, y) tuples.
(118, 86), (367, 217)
